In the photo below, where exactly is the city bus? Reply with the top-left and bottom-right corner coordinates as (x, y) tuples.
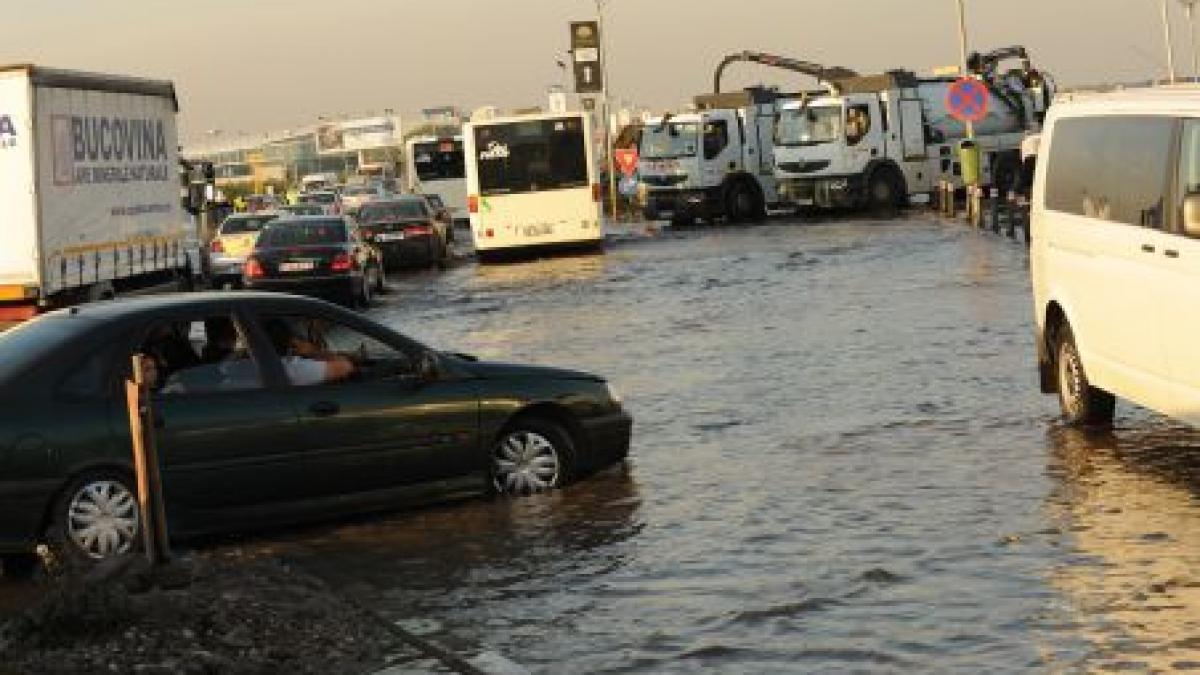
(464, 110), (603, 260)
(405, 135), (467, 223)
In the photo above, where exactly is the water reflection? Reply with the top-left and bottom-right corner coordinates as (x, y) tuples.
(256, 464), (643, 605)
(1045, 422), (1200, 670)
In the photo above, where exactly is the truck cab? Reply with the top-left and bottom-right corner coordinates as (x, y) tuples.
(639, 88), (783, 224)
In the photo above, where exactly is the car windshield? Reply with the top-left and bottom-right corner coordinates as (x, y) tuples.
(641, 122), (700, 160)
(359, 202), (427, 221)
(776, 106), (843, 146)
(300, 193), (336, 204)
(220, 215), (277, 235)
(260, 221), (347, 246)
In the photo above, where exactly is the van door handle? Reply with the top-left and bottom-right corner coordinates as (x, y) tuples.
(309, 401), (340, 417)
(1141, 244), (1156, 253)
(1166, 249), (1180, 258)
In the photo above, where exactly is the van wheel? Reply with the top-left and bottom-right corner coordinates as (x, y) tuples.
(1056, 325), (1116, 426)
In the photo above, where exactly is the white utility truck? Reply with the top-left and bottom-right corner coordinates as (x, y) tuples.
(638, 53), (860, 225)
(773, 46), (1055, 210)
(639, 87), (788, 225)
(0, 65), (196, 321)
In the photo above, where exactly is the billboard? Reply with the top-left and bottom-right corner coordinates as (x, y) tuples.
(318, 117), (399, 154)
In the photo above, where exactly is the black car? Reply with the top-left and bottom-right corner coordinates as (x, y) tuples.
(243, 216), (385, 307)
(0, 293), (632, 567)
(357, 197), (450, 270)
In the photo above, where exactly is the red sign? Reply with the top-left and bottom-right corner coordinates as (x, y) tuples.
(614, 148), (639, 178)
(945, 78), (989, 124)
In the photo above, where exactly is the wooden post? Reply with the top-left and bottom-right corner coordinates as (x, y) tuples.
(126, 354), (171, 565)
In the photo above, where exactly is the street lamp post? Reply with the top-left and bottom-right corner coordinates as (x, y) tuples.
(1182, 0), (1200, 80)
(1164, 0), (1179, 83)
(595, 0), (619, 222)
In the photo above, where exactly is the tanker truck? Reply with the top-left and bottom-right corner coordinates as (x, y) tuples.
(773, 46), (1055, 210)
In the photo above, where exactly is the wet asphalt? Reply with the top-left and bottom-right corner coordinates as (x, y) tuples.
(8, 213), (1200, 672)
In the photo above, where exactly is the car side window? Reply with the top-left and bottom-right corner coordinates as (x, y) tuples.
(1176, 119), (1200, 238)
(58, 340), (121, 400)
(261, 314), (415, 387)
(134, 314), (263, 396)
(846, 104), (871, 146)
(1045, 116), (1173, 228)
(703, 120), (729, 160)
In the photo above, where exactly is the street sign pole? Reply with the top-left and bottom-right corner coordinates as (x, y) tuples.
(954, 0), (974, 139)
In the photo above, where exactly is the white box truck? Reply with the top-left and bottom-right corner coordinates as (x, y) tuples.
(0, 64), (195, 321)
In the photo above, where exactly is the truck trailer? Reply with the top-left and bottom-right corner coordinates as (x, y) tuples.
(0, 65), (196, 320)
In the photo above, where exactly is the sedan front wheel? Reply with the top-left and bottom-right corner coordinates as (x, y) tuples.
(492, 419), (575, 494)
(48, 472), (141, 564)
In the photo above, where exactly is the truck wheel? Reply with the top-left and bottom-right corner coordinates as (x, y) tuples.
(725, 181), (763, 224)
(865, 168), (904, 213)
(1056, 324), (1116, 426)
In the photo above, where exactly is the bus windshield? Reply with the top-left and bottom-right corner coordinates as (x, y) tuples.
(412, 141), (465, 182)
(776, 106), (842, 146)
(474, 117), (589, 197)
(641, 122), (699, 159)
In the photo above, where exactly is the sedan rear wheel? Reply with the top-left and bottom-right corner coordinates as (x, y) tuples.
(492, 420), (575, 494)
(49, 472), (141, 564)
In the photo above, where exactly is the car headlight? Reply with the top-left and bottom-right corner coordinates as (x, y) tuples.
(605, 381), (624, 406)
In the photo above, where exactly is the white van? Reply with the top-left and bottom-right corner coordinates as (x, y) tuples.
(1031, 87), (1200, 426)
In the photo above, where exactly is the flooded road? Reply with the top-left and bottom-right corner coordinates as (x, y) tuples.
(239, 215), (1200, 672)
(10, 215), (1200, 672)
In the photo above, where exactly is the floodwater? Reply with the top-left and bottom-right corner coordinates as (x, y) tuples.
(249, 216), (1200, 672)
(11, 215), (1200, 672)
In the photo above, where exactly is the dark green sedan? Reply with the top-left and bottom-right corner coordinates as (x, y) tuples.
(0, 293), (631, 567)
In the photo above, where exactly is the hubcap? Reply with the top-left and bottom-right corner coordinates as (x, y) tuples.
(493, 431), (561, 493)
(67, 480), (139, 560)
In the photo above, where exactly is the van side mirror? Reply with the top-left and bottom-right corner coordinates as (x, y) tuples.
(1185, 193), (1200, 238)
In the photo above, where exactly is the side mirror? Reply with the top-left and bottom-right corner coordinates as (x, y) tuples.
(1184, 193), (1200, 238)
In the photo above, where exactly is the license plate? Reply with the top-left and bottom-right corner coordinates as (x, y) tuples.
(375, 232), (405, 241)
(523, 224), (553, 237)
(279, 261), (315, 272)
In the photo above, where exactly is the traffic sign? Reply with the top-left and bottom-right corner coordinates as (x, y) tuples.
(570, 21), (603, 94)
(614, 148), (638, 178)
(945, 78), (989, 124)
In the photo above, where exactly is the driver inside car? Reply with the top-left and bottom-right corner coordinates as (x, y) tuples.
(264, 318), (355, 386)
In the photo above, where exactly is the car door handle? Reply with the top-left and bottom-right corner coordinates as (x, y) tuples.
(1166, 249), (1180, 258)
(309, 401), (340, 417)
(1142, 244), (1156, 253)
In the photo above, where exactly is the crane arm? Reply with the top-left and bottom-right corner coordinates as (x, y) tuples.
(713, 51), (858, 93)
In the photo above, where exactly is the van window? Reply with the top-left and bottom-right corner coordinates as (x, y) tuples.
(1044, 116), (1173, 228)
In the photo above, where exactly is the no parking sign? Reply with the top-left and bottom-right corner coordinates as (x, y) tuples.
(945, 78), (989, 124)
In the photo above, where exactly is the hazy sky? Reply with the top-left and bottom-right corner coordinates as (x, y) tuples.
(0, 0), (1184, 141)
